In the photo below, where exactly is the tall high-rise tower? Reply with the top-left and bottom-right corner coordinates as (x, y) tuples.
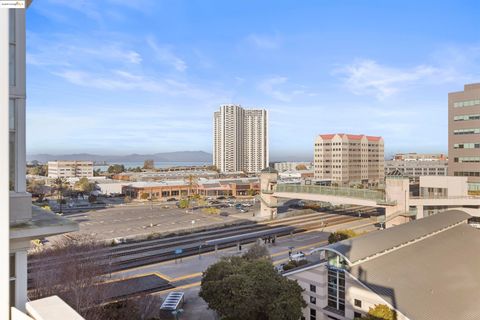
(213, 104), (268, 173)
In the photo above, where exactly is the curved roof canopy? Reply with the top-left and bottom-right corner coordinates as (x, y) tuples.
(325, 210), (471, 265)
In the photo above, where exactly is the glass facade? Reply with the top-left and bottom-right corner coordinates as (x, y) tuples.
(327, 267), (345, 313)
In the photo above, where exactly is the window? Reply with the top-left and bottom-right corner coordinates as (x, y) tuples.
(310, 284), (316, 293)
(310, 308), (316, 320)
(354, 312), (362, 318)
(454, 99), (480, 108)
(454, 114), (480, 121)
(453, 128), (480, 135)
(354, 299), (362, 307)
(310, 296), (316, 304)
(9, 10), (16, 86)
(10, 254), (15, 307)
(9, 99), (16, 191)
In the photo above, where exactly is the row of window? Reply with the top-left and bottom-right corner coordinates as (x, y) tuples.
(453, 99), (480, 108)
(453, 128), (480, 135)
(454, 114), (480, 121)
(454, 157), (480, 163)
(454, 171), (480, 177)
(454, 143), (480, 149)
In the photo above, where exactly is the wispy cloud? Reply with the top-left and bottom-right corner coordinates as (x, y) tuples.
(27, 33), (142, 67)
(258, 76), (312, 102)
(246, 33), (281, 49)
(147, 37), (187, 72)
(335, 59), (441, 99)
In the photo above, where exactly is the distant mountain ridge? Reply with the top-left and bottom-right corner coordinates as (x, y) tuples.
(27, 151), (212, 163)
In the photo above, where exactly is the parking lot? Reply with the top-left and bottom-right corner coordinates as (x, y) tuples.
(60, 200), (261, 241)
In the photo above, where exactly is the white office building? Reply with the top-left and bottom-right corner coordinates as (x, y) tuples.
(47, 160), (94, 178)
(213, 104), (268, 173)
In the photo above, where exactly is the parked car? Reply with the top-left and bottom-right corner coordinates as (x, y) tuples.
(220, 211), (229, 217)
(235, 203), (243, 209)
(290, 252), (306, 262)
(239, 208), (249, 213)
(217, 196), (226, 200)
(167, 198), (177, 202)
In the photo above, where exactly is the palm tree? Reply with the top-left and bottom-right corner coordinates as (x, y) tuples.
(53, 177), (69, 213)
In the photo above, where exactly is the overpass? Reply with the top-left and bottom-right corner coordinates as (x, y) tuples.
(259, 169), (480, 227)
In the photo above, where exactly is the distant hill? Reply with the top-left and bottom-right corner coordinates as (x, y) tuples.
(27, 151), (212, 163)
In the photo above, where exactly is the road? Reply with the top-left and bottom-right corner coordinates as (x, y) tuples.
(107, 218), (377, 319)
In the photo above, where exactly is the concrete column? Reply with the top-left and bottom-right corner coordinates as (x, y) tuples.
(416, 205), (424, 219)
(15, 250), (27, 311)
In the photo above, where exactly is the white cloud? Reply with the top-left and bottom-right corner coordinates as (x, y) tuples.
(258, 76), (310, 102)
(147, 37), (187, 72)
(336, 59), (442, 99)
(246, 34), (281, 49)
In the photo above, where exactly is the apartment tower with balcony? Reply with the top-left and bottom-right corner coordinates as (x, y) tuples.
(213, 104), (268, 173)
(6, 5), (78, 314)
(314, 133), (384, 186)
(448, 83), (480, 192)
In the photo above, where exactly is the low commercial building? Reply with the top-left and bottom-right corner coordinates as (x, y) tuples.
(121, 177), (260, 200)
(392, 153), (447, 161)
(274, 162), (312, 172)
(385, 159), (447, 179)
(286, 210), (480, 320)
(47, 160), (93, 178)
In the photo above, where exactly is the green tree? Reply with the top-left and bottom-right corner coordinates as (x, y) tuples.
(140, 193), (150, 200)
(328, 229), (358, 244)
(28, 164), (48, 176)
(200, 257), (306, 320)
(53, 178), (69, 213)
(282, 259), (309, 271)
(27, 179), (46, 198)
(143, 160), (154, 170)
(74, 177), (95, 193)
(242, 243), (270, 260)
(107, 164), (125, 174)
(358, 304), (397, 320)
(178, 199), (189, 209)
(295, 164), (307, 171)
(185, 174), (198, 197)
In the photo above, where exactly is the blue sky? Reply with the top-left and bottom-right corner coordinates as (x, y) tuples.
(26, 0), (480, 160)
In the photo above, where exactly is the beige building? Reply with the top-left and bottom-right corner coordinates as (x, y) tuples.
(448, 83), (480, 192)
(314, 134), (384, 186)
(385, 159), (447, 179)
(286, 210), (480, 320)
(392, 153), (447, 161)
(213, 104), (268, 173)
(274, 161), (312, 172)
(47, 160), (94, 178)
(4, 4), (80, 318)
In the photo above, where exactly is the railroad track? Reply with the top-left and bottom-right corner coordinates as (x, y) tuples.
(29, 211), (366, 275)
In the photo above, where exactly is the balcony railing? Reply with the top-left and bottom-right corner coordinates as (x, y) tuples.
(275, 184), (386, 201)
